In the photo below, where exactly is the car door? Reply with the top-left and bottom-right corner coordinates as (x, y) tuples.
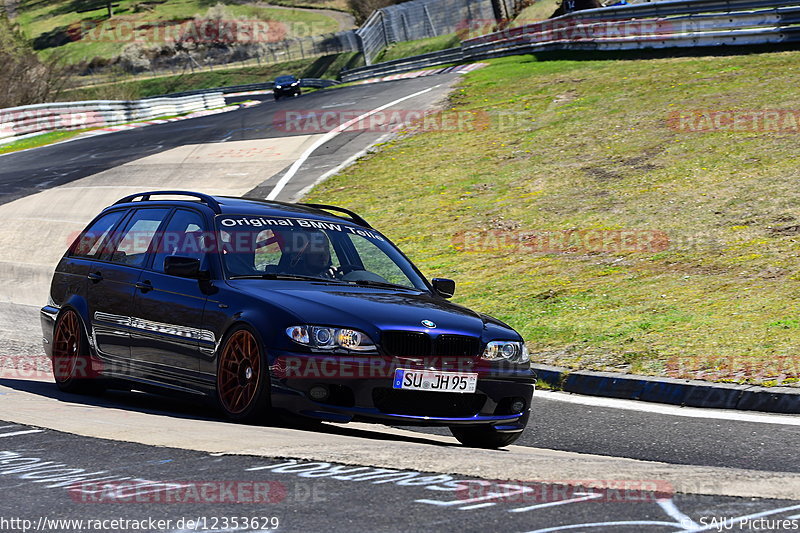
(129, 208), (212, 388)
(87, 208), (171, 371)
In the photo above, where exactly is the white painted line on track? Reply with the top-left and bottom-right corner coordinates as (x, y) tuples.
(525, 521), (682, 532)
(291, 132), (393, 201)
(0, 429), (44, 437)
(536, 390), (800, 426)
(266, 85), (438, 201)
(658, 499), (699, 529)
(508, 492), (603, 513)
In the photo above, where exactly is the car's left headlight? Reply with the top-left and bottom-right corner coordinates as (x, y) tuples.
(286, 325), (377, 352)
(482, 340), (529, 364)
(291, 81), (299, 86)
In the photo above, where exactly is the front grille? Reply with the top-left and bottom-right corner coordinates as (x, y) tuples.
(381, 331), (431, 357)
(381, 331), (481, 358)
(435, 335), (481, 357)
(372, 388), (486, 418)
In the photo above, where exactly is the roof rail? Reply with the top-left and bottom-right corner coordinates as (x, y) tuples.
(299, 203), (371, 228)
(113, 191), (222, 214)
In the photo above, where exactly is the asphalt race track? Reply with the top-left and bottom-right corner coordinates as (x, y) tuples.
(1, 421), (800, 533)
(1, 74), (799, 532)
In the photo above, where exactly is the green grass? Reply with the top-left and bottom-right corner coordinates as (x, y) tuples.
(0, 105), (243, 154)
(57, 52), (358, 99)
(15, 0), (340, 64)
(512, 0), (561, 26)
(0, 129), (88, 154)
(265, 0), (350, 11)
(305, 50), (800, 385)
(373, 34), (461, 63)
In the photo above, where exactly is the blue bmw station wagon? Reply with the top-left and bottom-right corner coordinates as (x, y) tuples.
(41, 191), (535, 448)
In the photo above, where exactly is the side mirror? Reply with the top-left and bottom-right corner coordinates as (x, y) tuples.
(165, 256), (208, 279)
(431, 278), (456, 299)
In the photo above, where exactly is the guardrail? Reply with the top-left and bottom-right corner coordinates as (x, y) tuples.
(341, 48), (464, 82)
(0, 93), (225, 144)
(343, 0), (800, 81)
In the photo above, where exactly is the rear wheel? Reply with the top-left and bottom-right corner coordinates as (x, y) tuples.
(52, 310), (104, 394)
(450, 426), (522, 449)
(216, 326), (271, 423)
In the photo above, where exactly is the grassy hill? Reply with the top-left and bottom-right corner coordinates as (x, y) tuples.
(13, 0), (342, 65)
(306, 50), (800, 385)
(56, 50), (362, 99)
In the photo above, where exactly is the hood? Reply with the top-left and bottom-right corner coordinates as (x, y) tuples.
(229, 280), (494, 339)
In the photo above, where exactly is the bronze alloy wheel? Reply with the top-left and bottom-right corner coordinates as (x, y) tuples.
(217, 328), (269, 421)
(53, 310), (81, 383)
(51, 310), (102, 393)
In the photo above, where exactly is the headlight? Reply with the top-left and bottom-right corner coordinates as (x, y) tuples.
(482, 340), (529, 364)
(275, 85), (282, 89)
(291, 81), (299, 86)
(286, 326), (376, 352)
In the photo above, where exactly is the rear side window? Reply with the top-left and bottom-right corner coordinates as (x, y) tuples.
(152, 209), (207, 273)
(103, 208), (170, 267)
(71, 211), (125, 259)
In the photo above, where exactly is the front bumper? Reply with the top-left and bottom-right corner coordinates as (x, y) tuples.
(268, 350), (535, 430)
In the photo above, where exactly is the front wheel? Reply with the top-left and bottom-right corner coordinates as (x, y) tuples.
(450, 426), (522, 449)
(216, 326), (271, 423)
(52, 309), (104, 394)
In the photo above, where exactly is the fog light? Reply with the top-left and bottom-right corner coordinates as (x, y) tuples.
(309, 385), (329, 401)
(510, 399), (526, 413)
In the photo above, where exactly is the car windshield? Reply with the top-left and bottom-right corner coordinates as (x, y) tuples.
(215, 215), (429, 291)
(275, 76), (296, 84)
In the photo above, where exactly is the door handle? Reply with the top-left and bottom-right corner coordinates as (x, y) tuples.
(87, 272), (103, 282)
(135, 280), (153, 292)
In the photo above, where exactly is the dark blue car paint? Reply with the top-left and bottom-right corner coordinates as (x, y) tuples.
(41, 195), (535, 431)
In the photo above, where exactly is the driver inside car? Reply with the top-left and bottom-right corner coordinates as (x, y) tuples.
(284, 230), (340, 279)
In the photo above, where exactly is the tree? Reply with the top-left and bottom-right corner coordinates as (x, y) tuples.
(74, 1), (118, 19)
(0, 13), (70, 107)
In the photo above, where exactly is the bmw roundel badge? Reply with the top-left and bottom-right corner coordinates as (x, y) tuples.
(421, 320), (436, 328)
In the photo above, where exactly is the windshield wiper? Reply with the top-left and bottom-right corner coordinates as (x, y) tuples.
(228, 273), (342, 282)
(345, 279), (419, 291)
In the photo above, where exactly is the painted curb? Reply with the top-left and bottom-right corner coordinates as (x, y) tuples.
(532, 364), (800, 414)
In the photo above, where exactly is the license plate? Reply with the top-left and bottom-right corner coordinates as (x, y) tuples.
(393, 369), (477, 393)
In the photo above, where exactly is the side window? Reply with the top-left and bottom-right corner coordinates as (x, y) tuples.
(348, 234), (408, 286)
(71, 211), (125, 259)
(103, 208), (170, 267)
(152, 210), (207, 273)
(253, 230), (282, 271)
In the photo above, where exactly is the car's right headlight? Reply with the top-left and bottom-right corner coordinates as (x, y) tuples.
(482, 340), (529, 364)
(286, 325), (377, 352)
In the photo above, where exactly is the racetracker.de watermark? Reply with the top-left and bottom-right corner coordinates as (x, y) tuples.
(452, 229), (670, 254)
(273, 109), (491, 133)
(667, 110), (800, 132)
(270, 356), (518, 380)
(68, 480), (287, 504)
(67, 18), (331, 44)
(454, 479), (674, 503)
(456, 18), (669, 41)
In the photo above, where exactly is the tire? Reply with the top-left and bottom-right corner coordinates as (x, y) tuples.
(273, 94), (280, 101)
(450, 426), (522, 449)
(216, 325), (272, 423)
(51, 309), (104, 394)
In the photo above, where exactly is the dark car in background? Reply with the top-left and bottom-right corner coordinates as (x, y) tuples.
(41, 191), (535, 448)
(273, 75), (301, 100)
